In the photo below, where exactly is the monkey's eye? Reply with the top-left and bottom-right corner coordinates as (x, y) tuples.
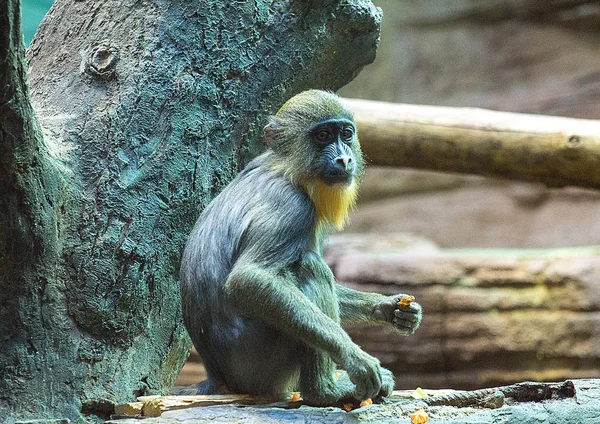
(315, 129), (333, 143)
(341, 128), (354, 142)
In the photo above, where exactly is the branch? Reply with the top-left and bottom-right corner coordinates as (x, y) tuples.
(343, 98), (600, 189)
(0, 0), (58, 268)
(0, 0), (36, 152)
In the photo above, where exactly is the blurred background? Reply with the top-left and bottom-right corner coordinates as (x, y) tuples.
(22, 0), (600, 390)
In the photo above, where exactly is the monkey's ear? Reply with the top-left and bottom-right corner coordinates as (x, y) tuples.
(263, 121), (278, 147)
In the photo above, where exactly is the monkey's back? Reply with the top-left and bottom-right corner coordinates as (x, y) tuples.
(180, 152), (317, 388)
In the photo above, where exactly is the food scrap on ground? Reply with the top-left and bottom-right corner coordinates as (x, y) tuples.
(342, 398), (372, 412)
(288, 392), (303, 402)
(413, 387), (428, 399)
(342, 402), (354, 412)
(410, 408), (429, 424)
(359, 398), (373, 407)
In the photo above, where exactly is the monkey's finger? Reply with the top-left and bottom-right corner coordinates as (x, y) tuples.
(355, 379), (375, 401)
(367, 369), (383, 400)
(353, 383), (369, 402)
(397, 301), (421, 311)
(394, 309), (420, 321)
(393, 317), (418, 329)
(356, 368), (381, 401)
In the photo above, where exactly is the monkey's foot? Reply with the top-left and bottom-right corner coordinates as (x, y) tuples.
(301, 371), (357, 406)
(170, 378), (230, 396)
(340, 370), (393, 411)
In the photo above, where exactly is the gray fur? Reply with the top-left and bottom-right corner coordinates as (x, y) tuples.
(181, 152), (315, 394)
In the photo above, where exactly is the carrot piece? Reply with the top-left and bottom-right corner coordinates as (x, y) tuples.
(398, 295), (415, 306)
(359, 398), (373, 407)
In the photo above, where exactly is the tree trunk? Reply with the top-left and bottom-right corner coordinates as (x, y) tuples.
(0, 0), (382, 421)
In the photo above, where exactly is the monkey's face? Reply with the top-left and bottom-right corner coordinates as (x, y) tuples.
(266, 90), (364, 186)
(310, 118), (357, 186)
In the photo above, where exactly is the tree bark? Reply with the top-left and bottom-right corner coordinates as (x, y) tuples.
(0, 0), (382, 422)
(343, 98), (600, 189)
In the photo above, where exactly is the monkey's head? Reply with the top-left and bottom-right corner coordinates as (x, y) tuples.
(265, 90), (364, 229)
(265, 90), (364, 187)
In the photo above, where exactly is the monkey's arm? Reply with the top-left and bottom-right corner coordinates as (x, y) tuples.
(226, 261), (383, 400)
(336, 285), (422, 336)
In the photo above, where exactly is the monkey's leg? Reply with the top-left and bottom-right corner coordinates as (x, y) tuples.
(226, 262), (384, 401)
(219, 320), (303, 397)
(336, 285), (422, 335)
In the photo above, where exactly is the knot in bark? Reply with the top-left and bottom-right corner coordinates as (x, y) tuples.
(566, 135), (581, 148)
(85, 41), (120, 79)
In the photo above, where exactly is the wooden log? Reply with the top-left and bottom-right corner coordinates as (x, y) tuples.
(342, 98), (600, 189)
(114, 394), (273, 417)
(113, 402), (143, 417)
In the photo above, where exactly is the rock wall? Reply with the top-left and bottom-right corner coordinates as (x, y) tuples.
(340, 0), (600, 118)
(340, 0), (600, 249)
(328, 238), (600, 389)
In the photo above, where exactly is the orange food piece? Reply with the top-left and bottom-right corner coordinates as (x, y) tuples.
(359, 398), (373, 407)
(398, 295), (415, 307)
(342, 403), (353, 412)
(289, 392), (303, 402)
(334, 371), (341, 377)
(410, 408), (429, 424)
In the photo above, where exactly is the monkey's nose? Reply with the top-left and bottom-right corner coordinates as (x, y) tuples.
(335, 155), (352, 170)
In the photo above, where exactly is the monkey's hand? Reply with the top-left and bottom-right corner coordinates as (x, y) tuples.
(378, 367), (395, 398)
(338, 345), (384, 401)
(373, 294), (422, 336)
(305, 367), (394, 406)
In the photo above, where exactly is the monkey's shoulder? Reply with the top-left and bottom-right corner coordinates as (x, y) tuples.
(200, 153), (318, 264)
(233, 153), (315, 225)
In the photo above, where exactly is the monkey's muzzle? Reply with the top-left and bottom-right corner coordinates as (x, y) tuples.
(322, 151), (354, 184)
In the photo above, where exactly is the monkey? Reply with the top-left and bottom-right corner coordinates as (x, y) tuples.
(180, 90), (422, 405)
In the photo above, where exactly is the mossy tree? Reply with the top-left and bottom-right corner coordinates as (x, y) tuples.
(0, 0), (381, 421)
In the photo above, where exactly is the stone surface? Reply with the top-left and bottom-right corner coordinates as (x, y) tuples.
(340, 0), (600, 119)
(346, 182), (600, 249)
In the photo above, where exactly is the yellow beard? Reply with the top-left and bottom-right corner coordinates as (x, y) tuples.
(301, 179), (358, 231)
